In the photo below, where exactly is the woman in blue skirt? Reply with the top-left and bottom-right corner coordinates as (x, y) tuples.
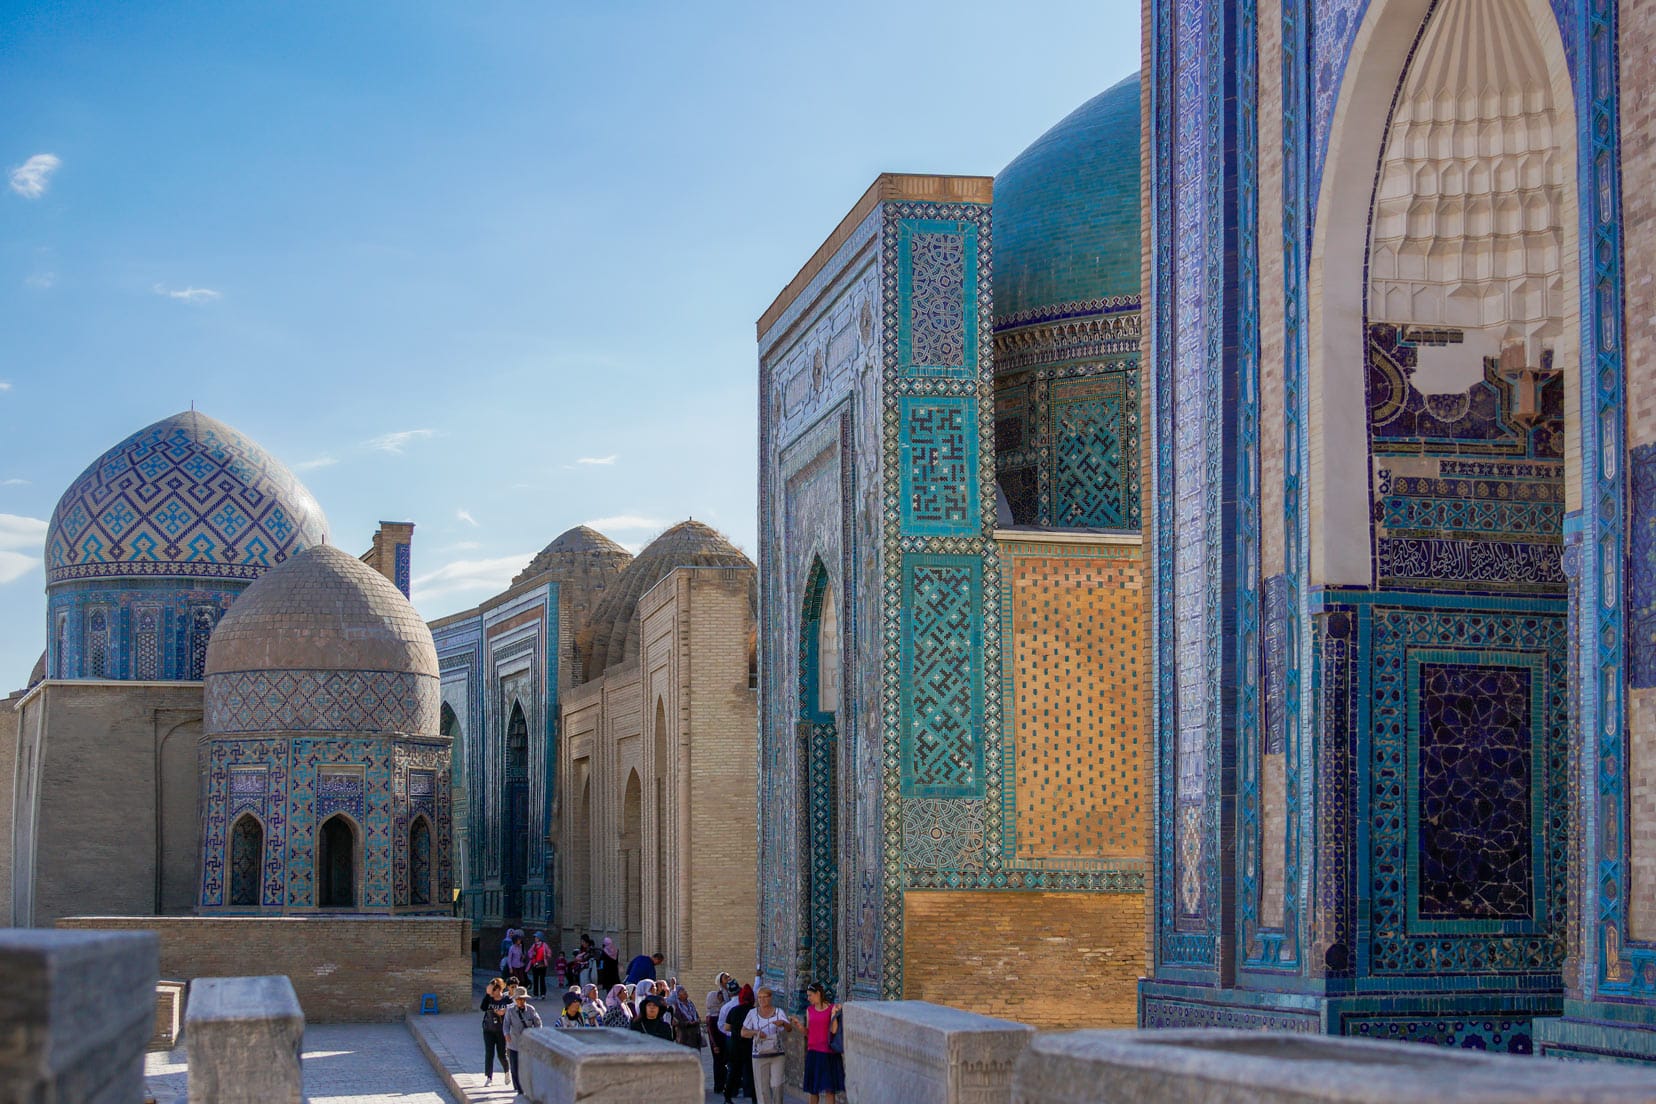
(801, 982), (845, 1103)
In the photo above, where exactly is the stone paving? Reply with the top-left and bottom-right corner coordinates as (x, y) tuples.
(144, 1023), (457, 1104)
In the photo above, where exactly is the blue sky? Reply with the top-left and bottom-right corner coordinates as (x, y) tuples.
(0, 0), (1140, 683)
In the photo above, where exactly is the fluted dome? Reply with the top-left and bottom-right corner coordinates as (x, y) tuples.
(204, 545), (439, 736)
(513, 525), (633, 587)
(580, 520), (752, 679)
(45, 410), (328, 584)
(993, 73), (1142, 326)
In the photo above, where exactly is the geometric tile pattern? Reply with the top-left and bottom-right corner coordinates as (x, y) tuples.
(205, 669), (441, 735)
(899, 398), (977, 535)
(46, 581), (240, 681)
(199, 733), (451, 914)
(900, 555), (982, 797)
(45, 410), (326, 583)
(1050, 378), (1131, 529)
(899, 220), (977, 378)
(1415, 661), (1535, 921)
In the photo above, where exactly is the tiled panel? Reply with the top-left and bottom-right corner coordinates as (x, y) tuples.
(900, 554), (983, 798)
(898, 396), (979, 535)
(1414, 661), (1535, 920)
(897, 219), (979, 378)
(1008, 551), (1146, 859)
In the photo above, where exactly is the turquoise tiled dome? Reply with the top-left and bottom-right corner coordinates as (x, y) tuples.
(993, 73), (1142, 325)
(45, 410), (328, 584)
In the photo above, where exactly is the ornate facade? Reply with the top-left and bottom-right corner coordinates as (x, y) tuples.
(757, 97), (1152, 1026)
(431, 526), (631, 936)
(1138, 0), (1656, 1062)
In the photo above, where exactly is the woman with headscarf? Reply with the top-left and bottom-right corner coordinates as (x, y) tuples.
(669, 985), (703, 1049)
(597, 936), (621, 988)
(719, 984), (756, 1103)
(634, 994), (676, 1041)
(601, 984), (632, 1028)
(581, 983), (605, 1026)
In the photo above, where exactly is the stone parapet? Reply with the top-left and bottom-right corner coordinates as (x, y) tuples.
(185, 975), (303, 1104)
(841, 1001), (1034, 1104)
(1011, 1030), (1656, 1103)
(58, 915), (470, 1022)
(514, 1025), (703, 1103)
(0, 928), (157, 1104)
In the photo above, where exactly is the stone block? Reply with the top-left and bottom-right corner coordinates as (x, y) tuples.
(514, 1025), (703, 1103)
(185, 975), (304, 1104)
(151, 979), (187, 1051)
(1012, 1029), (1656, 1103)
(842, 1000), (1034, 1104)
(0, 927), (157, 1104)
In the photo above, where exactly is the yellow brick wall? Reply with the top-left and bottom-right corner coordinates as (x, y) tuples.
(57, 916), (471, 1023)
(903, 891), (1146, 1028)
(1008, 547), (1148, 861)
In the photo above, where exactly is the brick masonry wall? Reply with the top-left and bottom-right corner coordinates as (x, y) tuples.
(57, 916), (470, 1023)
(1008, 546), (1148, 861)
(903, 890), (1146, 1028)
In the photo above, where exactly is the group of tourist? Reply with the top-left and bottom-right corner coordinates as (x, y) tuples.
(703, 973), (844, 1104)
(480, 937), (845, 1103)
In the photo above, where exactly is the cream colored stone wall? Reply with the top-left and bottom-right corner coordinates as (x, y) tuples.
(557, 563), (757, 999)
(12, 681), (204, 926)
(0, 696), (17, 921)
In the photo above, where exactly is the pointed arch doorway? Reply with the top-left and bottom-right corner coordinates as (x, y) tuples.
(798, 560), (842, 997)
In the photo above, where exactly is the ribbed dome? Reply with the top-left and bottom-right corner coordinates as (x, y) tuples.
(45, 411), (328, 585)
(27, 651), (45, 689)
(993, 73), (1142, 326)
(204, 546), (440, 736)
(580, 520), (752, 679)
(513, 525), (633, 587)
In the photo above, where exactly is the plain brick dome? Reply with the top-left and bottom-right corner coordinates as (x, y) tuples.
(205, 544), (439, 677)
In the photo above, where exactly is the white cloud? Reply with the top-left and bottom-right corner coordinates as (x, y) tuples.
(412, 554), (531, 604)
(582, 514), (667, 533)
(293, 456), (337, 471)
(152, 284), (221, 303)
(0, 514), (46, 584)
(0, 381), (12, 392)
(0, 478), (29, 486)
(576, 454), (618, 466)
(24, 272), (55, 289)
(0, 551), (36, 584)
(457, 508), (479, 527)
(364, 428), (436, 454)
(9, 154), (60, 199)
(443, 540), (482, 552)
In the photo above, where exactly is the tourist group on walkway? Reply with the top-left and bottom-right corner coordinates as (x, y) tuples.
(482, 930), (845, 1103)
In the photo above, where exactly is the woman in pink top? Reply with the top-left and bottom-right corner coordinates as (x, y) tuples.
(800, 982), (844, 1103)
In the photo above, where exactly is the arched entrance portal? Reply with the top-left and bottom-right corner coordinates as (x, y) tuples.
(317, 815), (357, 909)
(503, 701), (530, 921)
(621, 770), (642, 956)
(229, 813), (262, 908)
(798, 560), (841, 996)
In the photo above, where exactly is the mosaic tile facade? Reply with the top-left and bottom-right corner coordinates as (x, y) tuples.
(205, 669), (441, 735)
(198, 733), (451, 913)
(432, 575), (562, 929)
(46, 580), (241, 680)
(45, 412), (324, 584)
(1142, 0), (1634, 1052)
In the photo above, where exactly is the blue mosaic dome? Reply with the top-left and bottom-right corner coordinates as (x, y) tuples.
(45, 411), (328, 585)
(993, 73), (1142, 325)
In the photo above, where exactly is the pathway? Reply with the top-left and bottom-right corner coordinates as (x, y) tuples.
(144, 1023), (457, 1104)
